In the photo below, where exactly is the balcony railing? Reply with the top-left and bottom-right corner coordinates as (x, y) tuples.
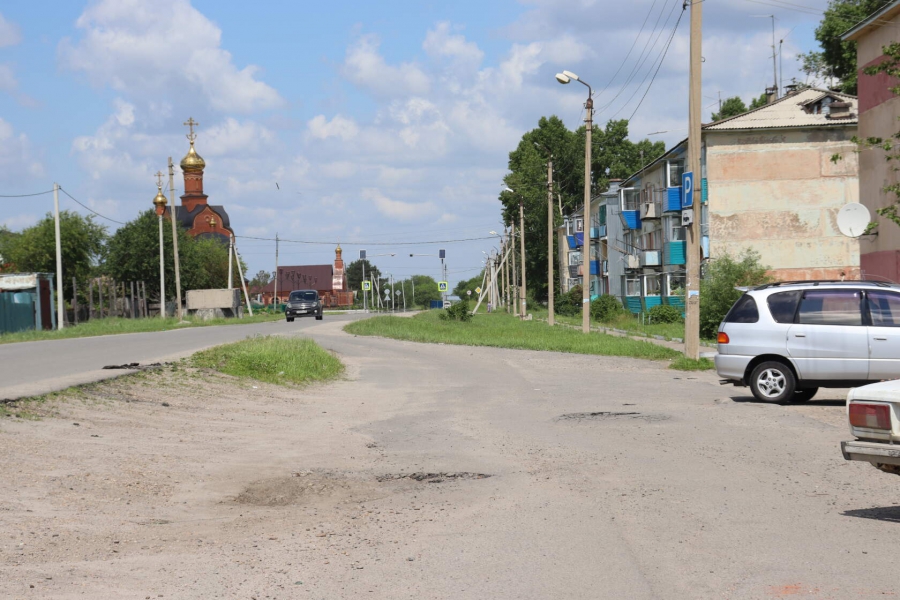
(641, 250), (661, 267)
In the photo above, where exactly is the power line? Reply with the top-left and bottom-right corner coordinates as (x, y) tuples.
(624, 6), (688, 121)
(0, 190), (54, 198)
(594, 0), (664, 102)
(235, 234), (497, 246)
(58, 187), (126, 225)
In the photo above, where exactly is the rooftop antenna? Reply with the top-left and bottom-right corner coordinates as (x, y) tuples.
(753, 15), (778, 99)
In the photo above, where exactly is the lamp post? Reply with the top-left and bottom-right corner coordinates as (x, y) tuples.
(556, 69), (592, 333)
(152, 172), (168, 319)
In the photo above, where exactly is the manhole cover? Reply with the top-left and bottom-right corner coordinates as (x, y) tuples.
(376, 472), (492, 484)
(558, 412), (669, 422)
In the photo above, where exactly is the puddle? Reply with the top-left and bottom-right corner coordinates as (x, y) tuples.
(558, 412), (670, 422)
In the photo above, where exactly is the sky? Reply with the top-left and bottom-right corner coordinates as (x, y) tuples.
(0, 0), (833, 289)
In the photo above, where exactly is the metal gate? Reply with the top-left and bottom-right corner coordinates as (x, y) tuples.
(0, 291), (35, 334)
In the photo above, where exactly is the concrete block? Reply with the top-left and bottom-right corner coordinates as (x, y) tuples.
(186, 289), (240, 310)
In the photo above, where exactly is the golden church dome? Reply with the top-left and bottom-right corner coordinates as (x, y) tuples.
(180, 141), (206, 172)
(152, 185), (167, 208)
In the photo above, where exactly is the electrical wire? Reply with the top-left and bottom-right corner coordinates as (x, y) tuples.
(624, 6), (687, 121)
(234, 234), (498, 246)
(58, 187), (126, 225)
(0, 190), (54, 198)
(593, 0), (663, 102)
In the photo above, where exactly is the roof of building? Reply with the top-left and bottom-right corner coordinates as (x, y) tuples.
(843, 0), (900, 41)
(703, 87), (858, 131)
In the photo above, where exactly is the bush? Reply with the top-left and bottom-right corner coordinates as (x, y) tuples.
(555, 285), (583, 317)
(439, 299), (472, 322)
(699, 250), (771, 339)
(647, 304), (683, 324)
(590, 294), (624, 322)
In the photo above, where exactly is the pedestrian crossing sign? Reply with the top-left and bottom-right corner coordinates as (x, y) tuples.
(362, 280), (371, 291)
(438, 281), (449, 292)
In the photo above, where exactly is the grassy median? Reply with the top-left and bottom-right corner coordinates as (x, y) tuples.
(191, 335), (344, 385)
(344, 310), (680, 361)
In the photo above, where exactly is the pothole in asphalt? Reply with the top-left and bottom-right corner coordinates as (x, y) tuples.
(376, 472), (492, 484)
(558, 412), (670, 422)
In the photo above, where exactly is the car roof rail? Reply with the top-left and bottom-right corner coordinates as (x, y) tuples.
(753, 280), (894, 290)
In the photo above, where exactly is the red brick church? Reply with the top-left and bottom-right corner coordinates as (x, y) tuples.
(261, 245), (355, 307)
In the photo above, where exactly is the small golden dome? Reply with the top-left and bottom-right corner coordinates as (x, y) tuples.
(152, 185), (167, 208)
(180, 141), (206, 172)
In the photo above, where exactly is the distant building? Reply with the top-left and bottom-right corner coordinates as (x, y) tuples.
(165, 118), (235, 246)
(261, 245), (354, 307)
(844, 1), (900, 282)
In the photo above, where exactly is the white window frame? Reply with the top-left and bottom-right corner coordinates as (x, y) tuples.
(666, 273), (685, 297)
(625, 277), (641, 296)
(667, 159), (685, 188)
(644, 273), (662, 297)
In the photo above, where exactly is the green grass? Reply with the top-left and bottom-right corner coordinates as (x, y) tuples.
(668, 356), (715, 371)
(344, 310), (680, 361)
(191, 335), (344, 386)
(0, 312), (285, 345)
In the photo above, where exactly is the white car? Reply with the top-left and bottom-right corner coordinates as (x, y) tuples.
(841, 379), (900, 476)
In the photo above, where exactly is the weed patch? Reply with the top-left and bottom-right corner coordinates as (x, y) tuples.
(669, 356), (715, 371)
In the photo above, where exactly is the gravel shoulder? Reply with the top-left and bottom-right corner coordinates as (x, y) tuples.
(0, 319), (897, 599)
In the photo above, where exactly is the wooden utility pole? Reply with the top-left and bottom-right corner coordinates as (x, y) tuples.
(511, 224), (519, 316)
(518, 199), (527, 318)
(274, 232), (279, 309)
(72, 278), (78, 325)
(168, 157), (183, 320)
(684, 0), (703, 360)
(547, 156), (555, 327)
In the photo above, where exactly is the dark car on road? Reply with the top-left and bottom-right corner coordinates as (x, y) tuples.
(285, 290), (323, 322)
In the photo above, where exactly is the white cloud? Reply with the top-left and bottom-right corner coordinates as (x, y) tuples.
(363, 188), (435, 221)
(203, 118), (277, 156)
(0, 64), (16, 93)
(423, 22), (484, 65)
(0, 118), (44, 183)
(0, 13), (21, 48)
(342, 34), (430, 97)
(59, 0), (283, 113)
(307, 114), (359, 141)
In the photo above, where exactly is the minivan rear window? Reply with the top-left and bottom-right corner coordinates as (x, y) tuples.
(767, 291), (802, 323)
(724, 294), (759, 323)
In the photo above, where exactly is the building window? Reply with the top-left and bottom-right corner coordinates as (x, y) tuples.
(624, 231), (637, 253)
(665, 215), (685, 241)
(625, 277), (641, 296)
(667, 159), (685, 188)
(666, 273), (685, 296)
(622, 188), (640, 211)
(641, 229), (663, 250)
(575, 218), (584, 233)
(644, 274), (661, 297)
(568, 251), (582, 266)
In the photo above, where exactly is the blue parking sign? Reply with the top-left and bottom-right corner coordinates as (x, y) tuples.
(682, 171), (694, 208)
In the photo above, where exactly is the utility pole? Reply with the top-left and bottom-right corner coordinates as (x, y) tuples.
(771, 15), (778, 98)
(53, 183), (64, 329)
(547, 156), (555, 327)
(158, 209), (165, 318)
(518, 198), (527, 318)
(581, 94), (593, 334)
(511, 224), (519, 316)
(167, 157), (182, 320)
(273, 232), (279, 309)
(505, 229), (511, 312)
(685, 0), (703, 360)
(227, 234), (234, 289)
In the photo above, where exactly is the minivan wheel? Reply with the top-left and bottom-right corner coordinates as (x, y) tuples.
(792, 387), (818, 403)
(749, 361), (796, 403)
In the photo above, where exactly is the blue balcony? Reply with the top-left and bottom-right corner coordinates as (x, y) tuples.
(597, 224), (607, 239)
(665, 296), (685, 310)
(644, 296), (662, 309)
(701, 177), (708, 204)
(701, 235), (710, 259)
(665, 187), (682, 212)
(566, 235), (577, 250)
(625, 296), (642, 314)
(622, 210), (641, 230)
(589, 227), (600, 239)
(573, 232), (584, 247)
(664, 241), (686, 265)
(590, 260), (601, 275)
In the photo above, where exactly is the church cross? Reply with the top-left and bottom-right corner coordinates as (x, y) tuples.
(184, 117), (199, 142)
(155, 171), (164, 188)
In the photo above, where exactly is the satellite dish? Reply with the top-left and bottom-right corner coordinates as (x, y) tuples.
(837, 203), (871, 238)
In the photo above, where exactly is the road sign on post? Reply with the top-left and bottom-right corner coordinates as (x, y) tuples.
(466, 290), (472, 296)
(362, 280), (371, 291)
(682, 171), (694, 208)
(438, 281), (448, 292)
(360, 249), (367, 260)
(475, 286), (482, 295)
(439, 249), (446, 259)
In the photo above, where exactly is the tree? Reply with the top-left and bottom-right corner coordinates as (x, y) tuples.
(453, 272), (484, 298)
(105, 210), (234, 301)
(2, 211), (107, 298)
(499, 116), (665, 303)
(345, 259), (382, 292)
(404, 275), (441, 307)
(711, 96), (748, 122)
(806, 0), (891, 94)
(249, 269), (272, 295)
(749, 93), (768, 110)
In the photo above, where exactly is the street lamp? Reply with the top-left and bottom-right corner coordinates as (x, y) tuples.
(152, 172), (168, 319)
(556, 69), (593, 333)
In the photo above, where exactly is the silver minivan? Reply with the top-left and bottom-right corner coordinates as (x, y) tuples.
(716, 281), (900, 403)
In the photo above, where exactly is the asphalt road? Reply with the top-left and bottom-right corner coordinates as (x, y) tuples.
(0, 313), (364, 399)
(0, 318), (897, 598)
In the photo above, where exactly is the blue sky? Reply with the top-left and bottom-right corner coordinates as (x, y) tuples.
(0, 0), (829, 287)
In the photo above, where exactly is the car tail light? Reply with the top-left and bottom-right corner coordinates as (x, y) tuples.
(849, 403), (892, 430)
(717, 332), (729, 344)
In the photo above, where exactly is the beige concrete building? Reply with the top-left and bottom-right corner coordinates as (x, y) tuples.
(704, 87), (860, 280)
(844, 1), (900, 283)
